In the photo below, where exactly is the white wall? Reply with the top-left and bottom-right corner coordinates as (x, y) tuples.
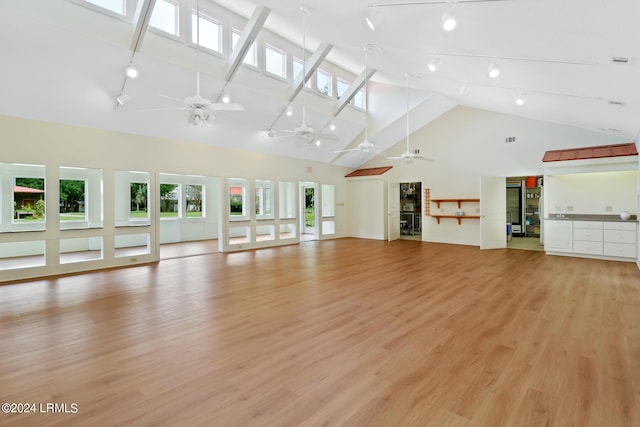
(347, 178), (386, 240)
(546, 171), (637, 216)
(0, 115), (351, 282)
(361, 106), (631, 246)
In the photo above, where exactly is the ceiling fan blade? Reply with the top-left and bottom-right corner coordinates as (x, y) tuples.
(386, 156), (405, 160)
(158, 94), (185, 104)
(334, 148), (362, 154)
(414, 156), (436, 161)
(209, 102), (245, 112)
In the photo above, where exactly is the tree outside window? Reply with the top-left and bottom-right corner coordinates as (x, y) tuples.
(160, 184), (180, 218)
(186, 184), (203, 217)
(60, 179), (86, 221)
(130, 182), (148, 219)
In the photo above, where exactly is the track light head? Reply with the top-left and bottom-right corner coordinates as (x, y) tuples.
(488, 60), (501, 78)
(116, 93), (130, 106)
(515, 91), (527, 106)
(124, 65), (139, 79)
(427, 56), (441, 72)
(442, 10), (456, 31)
(221, 93), (231, 104)
(365, 6), (384, 32)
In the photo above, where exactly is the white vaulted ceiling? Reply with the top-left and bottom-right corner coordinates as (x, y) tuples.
(1, 0), (638, 168)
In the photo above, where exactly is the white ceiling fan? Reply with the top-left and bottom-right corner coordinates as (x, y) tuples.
(387, 74), (435, 164)
(267, 5), (338, 145)
(334, 46), (375, 154)
(149, 0), (243, 126)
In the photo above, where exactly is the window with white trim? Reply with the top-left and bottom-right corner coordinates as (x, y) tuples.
(293, 57), (311, 87)
(160, 183), (180, 219)
(186, 184), (204, 218)
(255, 180), (274, 219)
(82, 0), (125, 15)
(265, 44), (287, 79)
(232, 30), (257, 67)
(336, 77), (349, 100)
(353, 87), (365, 109)
(150, 0), (179, 36)
(316, 68), (332, 96)
(229, 178), (249, 220)
(192, 10), (221, 53)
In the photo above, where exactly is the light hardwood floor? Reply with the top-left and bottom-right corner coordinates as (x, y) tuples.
(1, 238), (639, 426)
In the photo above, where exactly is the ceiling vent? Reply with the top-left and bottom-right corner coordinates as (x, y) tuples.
(611, 56), (630, 64)
(608, 100), (626, 106)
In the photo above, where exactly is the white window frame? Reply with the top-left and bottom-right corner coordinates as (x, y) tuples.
(229, 178), (249, 221)
(316, 68), (332, 97)
(265, 44), (287, 80)
(149, 0), (180, 37)
(185, 183), (205, 219)
(74, 0), (128, 19)
(232, 29), (258, 68)
(191, 9), (222, 54)
(255, 180), (274, 220)
(336, 77), (350, 101)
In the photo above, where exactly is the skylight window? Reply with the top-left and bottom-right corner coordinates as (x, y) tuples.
(83, 0), (125, 15)
(232, 30), (257, 67)
(150, 0), (179, 36)
(192, 11), (221, 53)
(265, 44), (287, 78)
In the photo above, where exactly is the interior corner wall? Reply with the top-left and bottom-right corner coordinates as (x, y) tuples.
(360, 106), (630, 247)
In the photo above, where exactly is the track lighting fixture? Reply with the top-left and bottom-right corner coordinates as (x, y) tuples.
(442, 9), (456, 31)
(488, 59), (501, 78)
(286, 106), (293, 116)
(365, 5), (384, 31)
(427, 56), (441, 72)
(459, 84), (469, 96)
(124, 65), (139, 79)
(116, 93), (130, 106)
(221, 93), (231, 104)
(515, 91), (527, 105)
(329, 123), (336, 131)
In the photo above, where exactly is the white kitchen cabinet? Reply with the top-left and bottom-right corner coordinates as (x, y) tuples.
(573, 221), (603, 255)
(603, 222), (636, 258)
(545, 220), (573, 253)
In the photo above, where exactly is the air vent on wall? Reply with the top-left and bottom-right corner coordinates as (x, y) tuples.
(611, 56), (630, 64)
(505, 136), (516, 143)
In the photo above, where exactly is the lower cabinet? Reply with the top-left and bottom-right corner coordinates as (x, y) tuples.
(546, 219), (637, 261)
(545, 220), (573, 253)
(603, 222), (637, 258)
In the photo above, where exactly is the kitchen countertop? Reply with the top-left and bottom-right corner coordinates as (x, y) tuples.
(545, 214), (638, 222)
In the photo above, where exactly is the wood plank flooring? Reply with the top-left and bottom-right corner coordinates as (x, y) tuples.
(0, 238), (639, 426)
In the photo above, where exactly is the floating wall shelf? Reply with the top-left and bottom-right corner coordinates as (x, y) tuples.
(430, 198), (480, 225)
(431, 215), (481, 225)
(431, 198), (480, 208)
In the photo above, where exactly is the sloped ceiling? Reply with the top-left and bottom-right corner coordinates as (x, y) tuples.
(1, 0), (638, 169)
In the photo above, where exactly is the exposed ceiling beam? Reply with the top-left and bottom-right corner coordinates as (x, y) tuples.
(287, 42), (333, 102)
(333, 67), (377, 116)
(130, 0), (156, 52)
(224, 5), (270, 83)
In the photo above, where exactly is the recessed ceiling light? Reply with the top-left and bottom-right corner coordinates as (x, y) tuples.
(427, 56), (441, 72)
(124, 65), (139, 79)
(442, 10), (456, 31)
(488, 60), (500, 78)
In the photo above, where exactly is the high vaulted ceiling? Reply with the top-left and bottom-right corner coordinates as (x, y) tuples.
(1, 0), (638, 168)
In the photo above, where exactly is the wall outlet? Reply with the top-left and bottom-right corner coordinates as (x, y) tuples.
(605, 206), (613, 212)
(130, 257), (137, 262)
(566, 206), (574, 211)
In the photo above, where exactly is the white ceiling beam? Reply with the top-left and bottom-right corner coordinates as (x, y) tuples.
(332, 67), (377, 116)
(224, 5), (270, 83)
(130, 0), (156, 52)
(287, 42), (333, 102)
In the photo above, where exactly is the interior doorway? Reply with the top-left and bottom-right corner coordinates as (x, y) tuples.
(505, 175), (544, 251)
(300, 182), (317, 241)
(399, 182), (421, 240)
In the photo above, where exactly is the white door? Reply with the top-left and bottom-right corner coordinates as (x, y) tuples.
(388, 181), (400, 241)
(480, 176), (507, 249)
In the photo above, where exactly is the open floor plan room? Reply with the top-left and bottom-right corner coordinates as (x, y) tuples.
(1, 238), (638, 426)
